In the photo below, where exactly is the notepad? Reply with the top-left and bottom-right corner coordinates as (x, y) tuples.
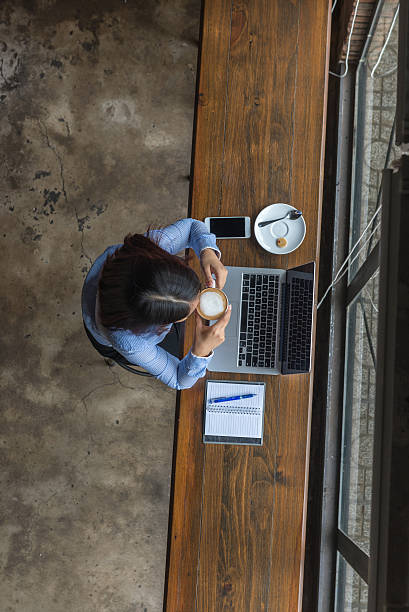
(203, 380), (265, 445)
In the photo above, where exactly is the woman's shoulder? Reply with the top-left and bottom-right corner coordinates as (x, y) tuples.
(107, 327), (156, 354)
(94, 244), (122, 268)
(83, 244), (122, 284)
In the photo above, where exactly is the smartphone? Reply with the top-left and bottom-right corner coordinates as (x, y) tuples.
(204, 216), (251, 239)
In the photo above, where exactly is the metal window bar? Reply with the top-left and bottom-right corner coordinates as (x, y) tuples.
(338, 528), (370, 583)
(347, 241), (380, 305)
(396, 0), (409, 143)
(358, 296), (377, 369)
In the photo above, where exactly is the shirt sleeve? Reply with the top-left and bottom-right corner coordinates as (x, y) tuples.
(115, 340), (213, 390)
(146, 218), (221, 259)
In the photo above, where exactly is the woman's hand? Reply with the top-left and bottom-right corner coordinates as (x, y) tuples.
(200, 248), (228, 289)
(192, 306), (232, 357)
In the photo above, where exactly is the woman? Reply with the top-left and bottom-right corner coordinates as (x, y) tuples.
(81, 218), (231, 389)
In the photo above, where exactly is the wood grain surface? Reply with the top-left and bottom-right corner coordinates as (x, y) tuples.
(164, 1), (330, 610)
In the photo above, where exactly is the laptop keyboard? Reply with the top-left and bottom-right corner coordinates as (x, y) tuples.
(284, 277), (313, 372)
(238, 273), (280, 368)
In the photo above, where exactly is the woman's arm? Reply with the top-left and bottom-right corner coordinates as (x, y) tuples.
(147, 218), (227, 288)
(116, 341), (212, 390)
(114, 306), (232, 389)
(147, 218), (220, 259)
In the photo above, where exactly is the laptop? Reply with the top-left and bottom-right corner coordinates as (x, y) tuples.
(208, 262), (315, 375)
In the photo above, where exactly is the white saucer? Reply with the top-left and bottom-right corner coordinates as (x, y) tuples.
(254, 203), (306, 254)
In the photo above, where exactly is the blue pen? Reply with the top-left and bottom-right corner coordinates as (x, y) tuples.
(209, 393), (256, 404)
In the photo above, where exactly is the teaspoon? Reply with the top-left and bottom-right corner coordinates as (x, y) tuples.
(258, 209), (303, 228)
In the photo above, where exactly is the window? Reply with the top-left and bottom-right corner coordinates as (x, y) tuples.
(335, 3), (399, 607)
(311, 1), (409, 610)
(349, 0), (400, 279)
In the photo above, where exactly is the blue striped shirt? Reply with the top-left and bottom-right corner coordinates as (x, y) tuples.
(81, 218), (221, 389)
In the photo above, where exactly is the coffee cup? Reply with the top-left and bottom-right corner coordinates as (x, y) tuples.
(197, 288), (228, 321)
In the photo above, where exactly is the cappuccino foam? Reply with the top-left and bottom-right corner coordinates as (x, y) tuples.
(200, 291), (225, 316)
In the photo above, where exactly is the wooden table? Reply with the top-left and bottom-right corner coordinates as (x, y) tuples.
(164, 1), (331, 610)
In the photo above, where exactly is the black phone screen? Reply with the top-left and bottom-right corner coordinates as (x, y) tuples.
(209, 217), (246, 238)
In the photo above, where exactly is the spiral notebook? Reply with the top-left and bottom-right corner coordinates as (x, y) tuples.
(203, 380), (266, 445)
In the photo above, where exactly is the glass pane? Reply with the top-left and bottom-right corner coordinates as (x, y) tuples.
(339, 270), (379, 554)
(335, 552), (368, 612)
(349, 0), (400, 280)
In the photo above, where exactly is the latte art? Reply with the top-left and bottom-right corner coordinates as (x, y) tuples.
(197, 288), (228, 320)
(200, 292), (225, 317)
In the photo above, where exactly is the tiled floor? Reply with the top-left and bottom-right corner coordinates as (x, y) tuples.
(0, 1), (200, 610)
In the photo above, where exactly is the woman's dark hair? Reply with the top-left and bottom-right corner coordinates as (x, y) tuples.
(98, 231), (201, 334)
